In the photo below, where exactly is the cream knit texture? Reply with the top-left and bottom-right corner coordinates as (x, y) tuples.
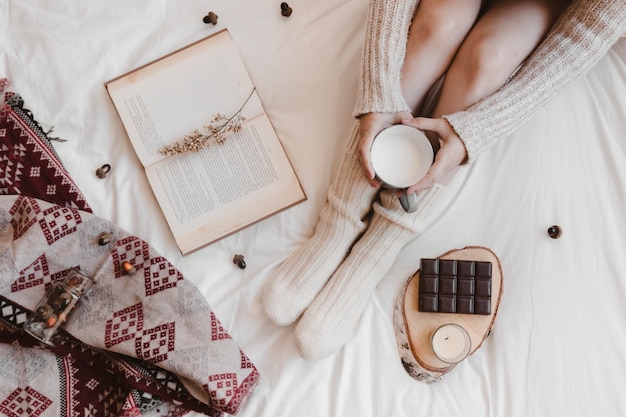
(354, 0), (626, 163)
(263, 125), (378, 326)
(354, 0), (417, 116)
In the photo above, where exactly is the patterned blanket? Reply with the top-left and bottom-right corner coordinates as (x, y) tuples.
(0, 78), (259, 417)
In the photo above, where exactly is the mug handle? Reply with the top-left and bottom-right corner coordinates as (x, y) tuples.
(399, 189), (418, 213)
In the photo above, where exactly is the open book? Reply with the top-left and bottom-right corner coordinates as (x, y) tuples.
(105, 29), (306, 255)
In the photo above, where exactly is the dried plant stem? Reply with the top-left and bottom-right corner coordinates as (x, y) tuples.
(159, 87), (256, 157)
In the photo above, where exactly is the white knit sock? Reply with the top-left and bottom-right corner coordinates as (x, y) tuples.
(295, 184), (446, 359)
(263, 125), (377, 326)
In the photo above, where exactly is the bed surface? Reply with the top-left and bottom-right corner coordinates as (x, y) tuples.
(2, 1), (626, 416)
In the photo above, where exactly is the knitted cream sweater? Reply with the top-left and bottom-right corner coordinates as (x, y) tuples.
(354, 0), (626, 163)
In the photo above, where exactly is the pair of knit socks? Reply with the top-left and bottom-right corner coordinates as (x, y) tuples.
(262, 125), (446, 359)
(296, 186), (444, 359)
(263, 125), (376, 326)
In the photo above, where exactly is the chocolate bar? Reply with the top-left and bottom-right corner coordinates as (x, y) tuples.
(418, 258), (492, 315)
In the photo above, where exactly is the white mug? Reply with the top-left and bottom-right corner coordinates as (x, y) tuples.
(370, 125), (434, 212)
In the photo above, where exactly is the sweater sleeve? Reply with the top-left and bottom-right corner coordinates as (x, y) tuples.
(353, 0), (420, 117)
(444, 0), (626, 164)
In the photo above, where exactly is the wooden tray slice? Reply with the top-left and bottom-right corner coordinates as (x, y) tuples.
(394, 246), (503, 383)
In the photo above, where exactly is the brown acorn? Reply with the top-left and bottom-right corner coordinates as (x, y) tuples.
(547, 225), (562, 239)
(233, 254), (246, 269)
(203, 12), (218, 25)
(281, 4), (293, 17)
(98, 232), (112, 246)
(122, 261), (137, 275)
(95, 164), (111, 178)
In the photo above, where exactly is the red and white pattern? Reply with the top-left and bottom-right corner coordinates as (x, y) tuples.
(9, 195), (41, 240)
(210, 311), (232, 342)
(135, 322), (176, 363)
(112, 237), (150, 279)
(38, 205), (82, 245)
(10, 255), (49, 292)
(0, 79), (259, 416)
(105, 302), (145, 348)
(0, 386), (53, 417)
(10, 255), (78, 294)
(145, 257), (183, 297)
(0, 80), (90, 213)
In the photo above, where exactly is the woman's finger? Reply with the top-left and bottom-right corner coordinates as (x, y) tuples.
(405, 159), (448, 195)
(403, 116), (454, 138)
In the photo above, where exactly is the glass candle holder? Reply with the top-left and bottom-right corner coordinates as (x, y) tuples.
(23, 268), (94, 346)
(431, 323), (471, 364)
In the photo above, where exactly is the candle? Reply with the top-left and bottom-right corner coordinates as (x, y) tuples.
(431, 324), (471, 364)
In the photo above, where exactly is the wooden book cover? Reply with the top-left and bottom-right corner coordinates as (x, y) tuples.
(105, 29), (306, 254)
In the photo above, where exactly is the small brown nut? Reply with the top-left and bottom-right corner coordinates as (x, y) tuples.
(95, 164), (111, 179)
(121, 261), (137, 275)
(203, 11), (218, 25)
(97, 232), (112, 246)
(547, 225), (562, 239)
(281, 6), (293, 17)
(233, 254), (246, 269)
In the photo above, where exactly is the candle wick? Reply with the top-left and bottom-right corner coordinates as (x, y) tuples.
(444, 337), (449, 340)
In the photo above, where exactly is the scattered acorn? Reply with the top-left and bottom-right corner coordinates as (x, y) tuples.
(203, 11), (218, 25)
(97, 232), (112, 246)
(121, 261), (137, 275)
(547, 225), (562, 239)
(95, 164), (111, 179)
(280, 2), (293, 17)
(233, 254), (246, 269)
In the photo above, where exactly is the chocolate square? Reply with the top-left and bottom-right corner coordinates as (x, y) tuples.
(420, 275), (439, 293)
(439, 259), (457, 276)
(421, 258), (439, 275)
(475, 278), (492, 297)
(419, 294), (438, 312)
(474, 297), (491, 315)
(440, 277), (457, 295)
(458, 260), (475, 277)
(475, 261), (492, 277)
(458, 278), (475, 296)
(438, 295), (456, 313)
(457, 296), (475, 314)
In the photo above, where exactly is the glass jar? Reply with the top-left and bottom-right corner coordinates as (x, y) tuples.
(23, 268), (94, 346)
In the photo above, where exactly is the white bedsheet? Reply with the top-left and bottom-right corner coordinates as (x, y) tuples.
(2, 1), (626, 416)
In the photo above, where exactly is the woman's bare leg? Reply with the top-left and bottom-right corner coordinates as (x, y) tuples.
(432, 0), (571, 118)
(401, 0), (484, 114)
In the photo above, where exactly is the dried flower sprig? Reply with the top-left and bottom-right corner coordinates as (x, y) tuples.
(159, 87), (256, 157)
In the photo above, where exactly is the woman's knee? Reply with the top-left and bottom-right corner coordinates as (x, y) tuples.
(409, 0), (481, 48)
(450, 33), (524, 95)
(449, 0), (570, 93)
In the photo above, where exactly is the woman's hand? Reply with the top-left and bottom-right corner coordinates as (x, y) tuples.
(401, 117), (467, 195)
(357, 111), (413, 188)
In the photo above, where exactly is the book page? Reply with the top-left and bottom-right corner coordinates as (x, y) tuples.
(106, 30), (263, 167)
(145, 115), (305, 254)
